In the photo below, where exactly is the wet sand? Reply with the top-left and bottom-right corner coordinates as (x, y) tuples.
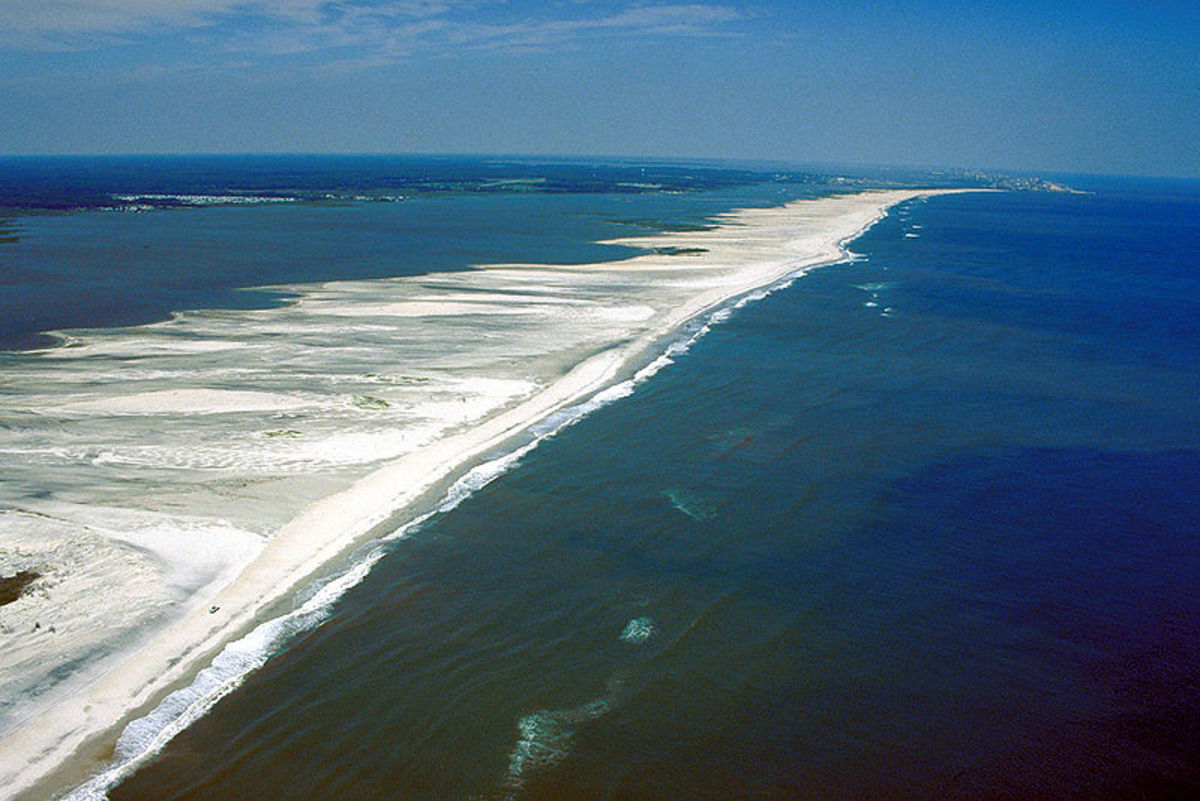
(0, 189), (971, 800)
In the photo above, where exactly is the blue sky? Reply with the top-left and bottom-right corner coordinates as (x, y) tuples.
(1, 0), (1197, 176)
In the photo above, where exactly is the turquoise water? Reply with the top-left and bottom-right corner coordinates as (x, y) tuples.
(0, 190), (776, 351)
(98, 182), (1200, 798)
(1, 155), (830, 350)
(0, 165), (817, 747)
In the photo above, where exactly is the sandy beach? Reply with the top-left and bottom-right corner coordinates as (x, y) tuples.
(0, 188), (968, 800)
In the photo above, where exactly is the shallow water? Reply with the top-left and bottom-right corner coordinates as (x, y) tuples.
(96, 181), (1200, 799)
(0, 178), (815, 350)
(2, 173), (834, 761)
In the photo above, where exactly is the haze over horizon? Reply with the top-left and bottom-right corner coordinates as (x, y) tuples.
(2, 0), (1197, 179)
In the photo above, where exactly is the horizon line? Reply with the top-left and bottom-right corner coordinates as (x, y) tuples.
(1, 150), (1197, 183)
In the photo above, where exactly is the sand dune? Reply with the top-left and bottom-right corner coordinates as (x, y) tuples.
(0, 189), (974, 799)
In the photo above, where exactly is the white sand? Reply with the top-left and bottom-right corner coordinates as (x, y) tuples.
(58, 388), (314, 415)
(0, 189), (977, 799)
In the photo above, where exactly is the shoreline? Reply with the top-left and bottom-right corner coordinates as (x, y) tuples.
(2, 188), (975, 800)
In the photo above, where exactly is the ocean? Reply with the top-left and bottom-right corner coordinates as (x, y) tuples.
(2, 159), (1199, 799)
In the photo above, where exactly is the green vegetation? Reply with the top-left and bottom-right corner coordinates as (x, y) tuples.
(611, 218), (715, 232)
(363, 373), (430, 384)
(0, 219), (19, 245)
(0, 570), (40, 607)
(652, 246), (709, 256)
(352, 395), (391, 410)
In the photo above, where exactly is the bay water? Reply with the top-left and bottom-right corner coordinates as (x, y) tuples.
(91, 179), (1200, 799)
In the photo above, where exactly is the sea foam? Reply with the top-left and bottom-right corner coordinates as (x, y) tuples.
(0, 189), (943, 800)
(54, 248), (829, 800)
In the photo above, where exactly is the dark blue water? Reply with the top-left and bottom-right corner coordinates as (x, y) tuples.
(0, 155), (834, 350)
(0, 154), (790, 211)
(89, 179), (1200, 798)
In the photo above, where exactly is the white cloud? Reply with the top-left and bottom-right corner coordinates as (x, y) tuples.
(373, 3), (748, 57)
(0, 1), (277, 35)
(0, 1), (747, 54)
(0, 1), (446, 47)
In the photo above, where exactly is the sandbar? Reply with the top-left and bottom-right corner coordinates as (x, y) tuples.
(0, 188), (978, 800)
